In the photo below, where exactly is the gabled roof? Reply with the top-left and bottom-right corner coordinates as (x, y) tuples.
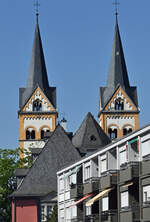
(11, 125), (81, 197)
(72, 112), (111, 154)
(107, 17), (130, 89)
(100, 85), (138, 110)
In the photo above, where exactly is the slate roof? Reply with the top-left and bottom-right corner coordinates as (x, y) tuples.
(72, 112), (111, 154)
(11, 125), (81, 197)
(100, 17), (138, 110)
(19, 17), (56, 110)
(15, 168), (29, 177)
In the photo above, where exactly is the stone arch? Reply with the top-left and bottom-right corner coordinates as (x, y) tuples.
(39, 125), (51, 139)
(122, 124), (133, 136)
(24, 126), (37, 140)
(107, 124), (120, 140)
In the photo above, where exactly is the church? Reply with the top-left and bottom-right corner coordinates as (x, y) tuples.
(10, 7), (149, 222)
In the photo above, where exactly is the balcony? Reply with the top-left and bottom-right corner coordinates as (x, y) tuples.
(142, 204), (150, 221)
(100, 170), (117, 190)
(70, 184), (83, 199)
(119, 162), (139, 184)
(83, 178), (99, 195)
(85, 214), (99, 222)
(141, 156), (150, 176)
(120, 207), (140, 222)
(101, 210), (117, 222)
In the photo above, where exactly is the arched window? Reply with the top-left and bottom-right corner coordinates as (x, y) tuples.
(115, 98), (124, 111)
(108, 128), (117, 140)
(40, 127), (50, 139)
(26, 128), (35, 140)
(33, 99), (42, 112)
(123, 128), (132, 136)
(41, 130), (45, 139)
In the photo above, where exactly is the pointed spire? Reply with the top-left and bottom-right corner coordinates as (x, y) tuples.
(27, 14), (49, 89)
(107, 17), (130, 88)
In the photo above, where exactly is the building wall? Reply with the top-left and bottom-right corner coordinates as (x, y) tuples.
(57, 125), (150, 222)
(12, 199), (38, 222)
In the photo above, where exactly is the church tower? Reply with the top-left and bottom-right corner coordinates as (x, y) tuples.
(98, 15), (139, 140)
(18, 14), (58, 154)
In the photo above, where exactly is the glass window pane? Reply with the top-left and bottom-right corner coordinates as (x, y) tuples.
(102, 197), (109, 211)
(121, 191), (128, 208)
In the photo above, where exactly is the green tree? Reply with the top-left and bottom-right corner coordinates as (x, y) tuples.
(47, 204), (58, 222)
(0, 148), (32, 222)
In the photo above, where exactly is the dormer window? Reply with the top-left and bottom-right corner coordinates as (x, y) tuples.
(33, 99), (42, 112)
(115, 98), (124, 111)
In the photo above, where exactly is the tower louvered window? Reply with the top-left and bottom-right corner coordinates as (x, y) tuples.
(33, 99), (42, 111)
(115, 98), (124, 110)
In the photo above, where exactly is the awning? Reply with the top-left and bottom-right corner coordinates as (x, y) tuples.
(86, 188), (113, 207)
(64, 165), (81, 179)
(122, 182), (134, 188)
(128, 138), (138, 144)
(71, 193), (92, 206)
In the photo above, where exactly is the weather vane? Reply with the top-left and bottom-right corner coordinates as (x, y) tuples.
(34, 0), (40, 15)
(113, 0), (120, 16)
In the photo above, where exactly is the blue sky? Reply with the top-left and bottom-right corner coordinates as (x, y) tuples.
(1, 0), (150, 148)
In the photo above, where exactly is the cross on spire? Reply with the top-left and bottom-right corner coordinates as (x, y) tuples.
(34, 0), (40, 19)
(113, 0), (120, 17)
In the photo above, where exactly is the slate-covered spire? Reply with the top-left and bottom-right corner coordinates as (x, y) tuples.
(27, 14), (49, 89)
(107, 15), (130, 88)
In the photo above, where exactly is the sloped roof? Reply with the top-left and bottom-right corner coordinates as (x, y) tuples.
(100, 85), (138, 110)
(11, 125), (81, 197)
(100, 17), (138, 110)
(107, 17), (130, 89)
(27, 16), (49, 90)
(72, 112), (111, 154)
(19, 17), (56, 110)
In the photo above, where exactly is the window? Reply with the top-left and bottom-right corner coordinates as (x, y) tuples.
(108, 128), (117, 139)
(41, 128), (50, 139)
(101, 159), (107, 173)
(59, 178), (64, 192)
(65, 177), (70, 191)
(121, 191), (128, 208)
(47, 205), (52, 219)
(33, 99), (42, 111)
(143, 185), (150, 203)
(123, 128), (132, 136)
(120, 150), (127, 166)
(66, 207), (71, 220)
(90, 135), (96, 141)
(60, 209), (64, 221)
(142, 140), (150, 157)
(41, 205), (45, 221)
(85, 166), (90, 180)
(26, 128), (35, 140)
(115, 98), (124, 110)
(71, 206), (77, 218)
(102, 197), (109, 211)
(41, 205), (53, 221)
(86, 206), (91, 216)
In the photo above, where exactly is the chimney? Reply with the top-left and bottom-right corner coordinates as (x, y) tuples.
(60, 117), (67, 131)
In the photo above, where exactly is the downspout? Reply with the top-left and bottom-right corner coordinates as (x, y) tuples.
(37, 199), (41, 222)
(14, 197), (16, 222)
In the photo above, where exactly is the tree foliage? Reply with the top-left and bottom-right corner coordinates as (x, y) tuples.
(47, 204), (58, 222)
(0, 148), (32, 222)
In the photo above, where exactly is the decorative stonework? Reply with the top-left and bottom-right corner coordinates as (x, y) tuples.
(23, 87), (55, 112)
